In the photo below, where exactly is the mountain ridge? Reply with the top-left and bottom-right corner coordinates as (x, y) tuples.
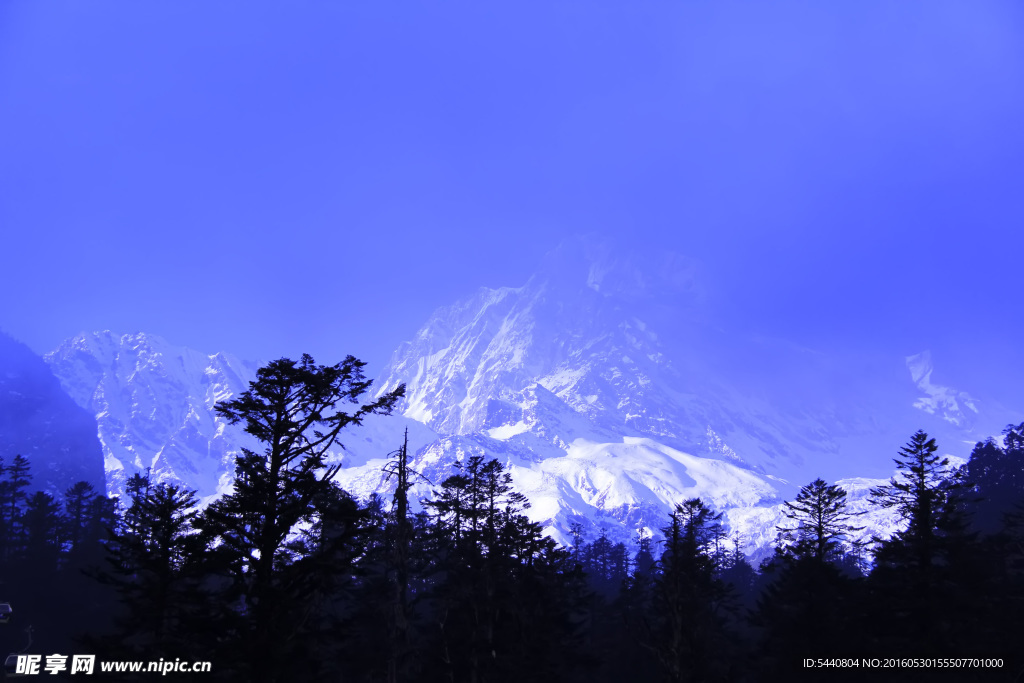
(36, 240), (1017, 554)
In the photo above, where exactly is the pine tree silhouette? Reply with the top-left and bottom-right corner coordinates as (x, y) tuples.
(648, 498), (734, 683)
(97, 472), (203, 658)
(195, 354), (404, 682)
(777, 478), (864, 565)
(868, 431), (974, 656)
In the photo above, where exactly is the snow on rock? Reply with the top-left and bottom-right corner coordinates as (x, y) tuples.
(45, 332), (262, 500)
(43, 238), (1003, 559)
(45, 332), (435, 506)
(361, 237), (989, 551)
(907, 351), (980, 428)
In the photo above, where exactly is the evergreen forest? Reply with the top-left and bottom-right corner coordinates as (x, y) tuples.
(1, 354), (1022, 682)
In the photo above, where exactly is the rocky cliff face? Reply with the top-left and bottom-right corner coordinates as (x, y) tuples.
(0, 331), (105, 496)
(44, 331), (260, 502)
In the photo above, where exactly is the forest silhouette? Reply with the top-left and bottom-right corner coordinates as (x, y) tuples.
(1, 354), (1022, 682)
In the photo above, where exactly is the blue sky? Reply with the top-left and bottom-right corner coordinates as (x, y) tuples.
(2, 1), (1022, 406)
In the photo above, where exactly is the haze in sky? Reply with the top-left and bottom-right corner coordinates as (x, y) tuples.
(2, 1), (1022, 411)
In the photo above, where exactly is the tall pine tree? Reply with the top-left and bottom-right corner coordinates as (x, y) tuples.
(777, 478), (864, 565)
(868, 431), (973, 654)
(196, 354), (404, 683)
(648, 498), (734, 683)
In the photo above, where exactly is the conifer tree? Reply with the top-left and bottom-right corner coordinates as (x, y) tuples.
(0, 455), (31, 560)
(755, 479), (866, 674)
(100, 473), (202, 655)
(569, 521), (586, 566)
(62, 481), (98, 557)
(633, 528), (655, 579)
(868, 431), (972, 653)
(195, 354), (404, 682)
(579, 532), (630, 596)
(869, 431), (963, 583)
(650, 498), (733, 683)
(422, 456), (579, 683)
(963, 422), (1024, 534)
(777, 478), (864, 565)
(22, 491), (62, 570)
(601, 527), (660, 683)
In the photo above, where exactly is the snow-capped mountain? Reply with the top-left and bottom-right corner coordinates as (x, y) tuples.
(364, 238), (1005, 549)
(374, 239), (828, 482)
(43, 331), (436, 504)
(40, 238), (1014, 555)
(44, 331), (261, 502)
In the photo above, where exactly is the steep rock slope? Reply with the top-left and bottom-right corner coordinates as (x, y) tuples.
(0, 331), (105, 495)
(45, 331), (260, 500)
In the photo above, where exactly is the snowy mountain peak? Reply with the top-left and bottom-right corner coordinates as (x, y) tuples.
(377, 240), (860, 486)
(38, 244), (1012, 556)
(45, 331), (261, 501)
(376, 256), (698, 459)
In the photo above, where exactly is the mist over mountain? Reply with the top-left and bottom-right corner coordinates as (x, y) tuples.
(361, 236), (1014, 548)
(33, 238), (1019, 553)
(0, 330), (105, 495)
(377, 237), (1008, 480)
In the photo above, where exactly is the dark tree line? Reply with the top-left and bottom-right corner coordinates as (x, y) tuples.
(2, 354), (1024, 682)
(0, 454), (115, 658)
